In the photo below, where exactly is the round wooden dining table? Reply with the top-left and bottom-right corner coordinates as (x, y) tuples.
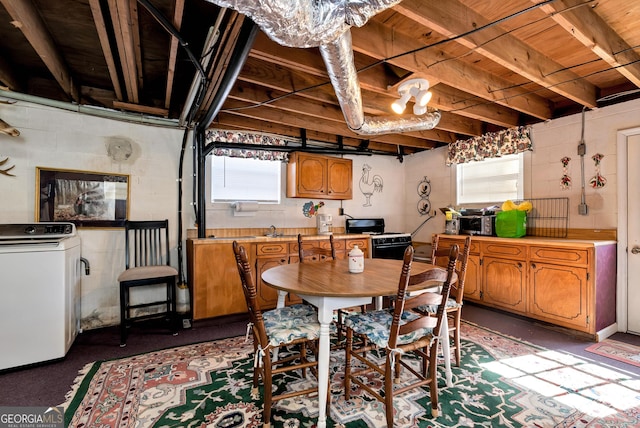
(261, 258), (454, 428)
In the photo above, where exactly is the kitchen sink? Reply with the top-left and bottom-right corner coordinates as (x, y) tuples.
(264, 234), (299, 238)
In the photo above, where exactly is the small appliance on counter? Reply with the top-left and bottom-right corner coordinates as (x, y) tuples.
(316, 213), (333, 235)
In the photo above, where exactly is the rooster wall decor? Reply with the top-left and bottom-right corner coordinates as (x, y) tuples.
(359, 164), (383, 207)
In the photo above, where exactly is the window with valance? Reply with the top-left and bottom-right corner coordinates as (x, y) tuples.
(446, 125), (533, 166)
(205, 129), (290, 161)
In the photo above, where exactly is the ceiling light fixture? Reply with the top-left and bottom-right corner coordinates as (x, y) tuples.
(391, 78), (433, 115)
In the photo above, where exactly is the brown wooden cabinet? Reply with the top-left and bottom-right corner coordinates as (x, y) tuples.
(188, 235), (372, 318)
(286, 152), (352, 200)
(432, 238), (481, 301)
(187, 240), (250, 320)
(528, 246), (589, 331)
(481, 242), (527, 314)
(432, 234), (617, 339)
(255, 242), (301, 308)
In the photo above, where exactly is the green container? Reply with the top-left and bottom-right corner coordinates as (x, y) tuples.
(495, 210), (527, 238)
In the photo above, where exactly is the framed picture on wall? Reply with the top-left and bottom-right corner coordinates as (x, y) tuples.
(36, 167), (130, 227)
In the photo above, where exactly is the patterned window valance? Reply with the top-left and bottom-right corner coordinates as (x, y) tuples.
(446, 125), (533, 166)
(205, 129), (290, 161)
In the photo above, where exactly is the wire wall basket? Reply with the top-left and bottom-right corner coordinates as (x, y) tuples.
(514, 197), (569, 238)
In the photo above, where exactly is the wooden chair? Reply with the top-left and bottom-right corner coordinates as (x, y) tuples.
(343, 245), (459, 426)
(233, 241), (324, 428)
(297, 234), (364, 344)
(428, 235), (472, 366)
(297, 233), (336, 262)
(118, 220), (178, 347)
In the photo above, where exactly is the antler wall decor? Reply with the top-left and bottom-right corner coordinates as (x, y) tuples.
(0, 117), (20, 137)
(0, 115), (19, 176)
(0, 157), (15, 176)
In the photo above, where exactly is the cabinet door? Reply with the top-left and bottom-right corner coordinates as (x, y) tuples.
(327, 158), (352, 199)
(482, 257), (526, 313)
(189, 242), (249, 320)
(256, 256), (288, 309)
(463, 254), (481, 301)
(529, 262), (589, 332)
(295, 154), (328, 198)
(345, 238), (368, 255)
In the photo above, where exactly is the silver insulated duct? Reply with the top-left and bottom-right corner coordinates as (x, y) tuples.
(206, 0), (441, 135)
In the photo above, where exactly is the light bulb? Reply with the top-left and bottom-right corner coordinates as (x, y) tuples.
(414, 89), (432, 107)
(391, 91), (412, 114)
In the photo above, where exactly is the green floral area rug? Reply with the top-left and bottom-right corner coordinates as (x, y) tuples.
(62, 322), (640, 427)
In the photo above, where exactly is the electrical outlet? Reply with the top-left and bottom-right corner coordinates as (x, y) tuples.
(182, 319), (191, 329)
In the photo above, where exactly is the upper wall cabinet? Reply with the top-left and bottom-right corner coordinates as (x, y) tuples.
(286, 152), (353, 200)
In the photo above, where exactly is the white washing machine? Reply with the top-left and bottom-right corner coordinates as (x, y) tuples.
(0, 223), (83, 371)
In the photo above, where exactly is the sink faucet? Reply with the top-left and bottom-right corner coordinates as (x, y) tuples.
(269, 225), (276, 236)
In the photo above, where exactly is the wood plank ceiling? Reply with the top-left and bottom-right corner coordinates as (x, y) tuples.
(0, 0), (639, 155)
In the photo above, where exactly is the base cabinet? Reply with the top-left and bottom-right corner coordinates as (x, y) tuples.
(433, 234), (616, 338)
(187, 240), (250, 320)
(188, 235), (371, 319)
(529, 262), (588, 330)
(482, 257), (526, 313)
(256, 242), (301, 308)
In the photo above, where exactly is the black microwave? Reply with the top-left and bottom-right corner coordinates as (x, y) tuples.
(459, 215), (496, 236)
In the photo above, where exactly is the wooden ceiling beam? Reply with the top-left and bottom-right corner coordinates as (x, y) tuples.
(353, 18), (552, 119)
(0, 0), (79, 102)
(393, 0), (597, 108)
(164, 0), (185, 109)
(112, 100), (168, 116)
(220, 105), (440, 149)
(195, 13), (245, 124)
(0, 55), (22, 92)
(238, 55), (482, 136)
(223, 94), (456, 143)
(249, 32), (511, 129)
(108, 0), (139, 103)
(535, 0), (640, 88)
(212, 114), (414, 154)
(88, 0), (123, 101)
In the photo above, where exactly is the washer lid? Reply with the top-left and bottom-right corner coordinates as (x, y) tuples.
(0, 222), (76, 240)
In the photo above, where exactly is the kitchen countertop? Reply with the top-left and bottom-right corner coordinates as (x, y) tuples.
(188, 233), (371, 244)
(436, 234), (616, 247)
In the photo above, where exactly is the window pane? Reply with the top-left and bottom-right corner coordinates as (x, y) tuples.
(211, 156), (281, 203)
(456, 154), (523, 204)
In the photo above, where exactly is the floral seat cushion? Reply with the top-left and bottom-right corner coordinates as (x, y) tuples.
(417, 297), (462, 314)
(344, 309), (436, 349)
(262, 304), (321, 346)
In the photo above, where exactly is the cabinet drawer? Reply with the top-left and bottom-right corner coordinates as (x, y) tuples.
(481, 242), (526, 260)
(436, 237), (479, 254)
(257, 243), (289, 256)
(345, 239), (367, 250)
(529, 246), (589, 266)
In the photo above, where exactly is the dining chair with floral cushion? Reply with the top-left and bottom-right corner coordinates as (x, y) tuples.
(297, 234), (365, 346)
(424, 234), (472, 366)
(343, 244), (459, 426)
(232, 241), (326, 428)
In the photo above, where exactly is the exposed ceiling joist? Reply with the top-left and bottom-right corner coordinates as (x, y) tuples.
(536, 0), (640, 88)
(393, 0), (598, 107)
(0, 0), (79, 102)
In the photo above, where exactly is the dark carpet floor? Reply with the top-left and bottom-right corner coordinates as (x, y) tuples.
(1, 304), (639, 407)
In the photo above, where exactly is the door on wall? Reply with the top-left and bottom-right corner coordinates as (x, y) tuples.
(628, 133), (640, 334)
